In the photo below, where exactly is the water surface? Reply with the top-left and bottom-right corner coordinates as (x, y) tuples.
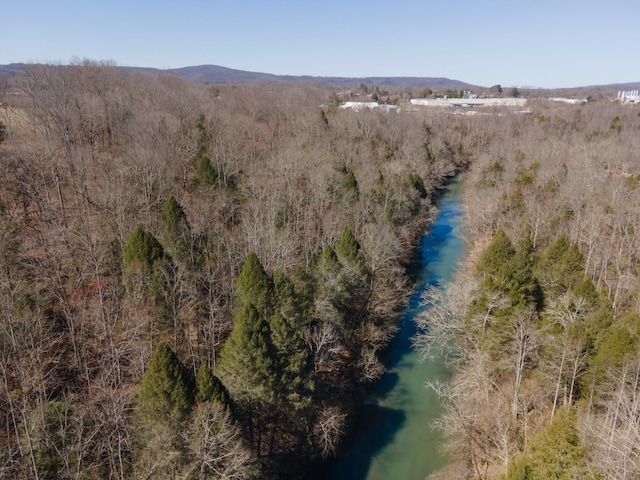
(330, 179), (466, 479)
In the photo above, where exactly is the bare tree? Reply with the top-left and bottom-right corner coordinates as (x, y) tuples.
(313, 406), (347, 459)
(413, 276), (476, 365)
(182, 402), (256, 480)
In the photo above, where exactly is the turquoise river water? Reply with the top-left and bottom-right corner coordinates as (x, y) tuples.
(330, 178), (466, 480)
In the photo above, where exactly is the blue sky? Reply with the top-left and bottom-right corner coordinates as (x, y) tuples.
(4, 0), (639, 88)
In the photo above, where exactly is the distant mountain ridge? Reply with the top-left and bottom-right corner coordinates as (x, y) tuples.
(164, 64), (476, 88)
(0, 62), (475, 89)
(2, 63), (639, 92)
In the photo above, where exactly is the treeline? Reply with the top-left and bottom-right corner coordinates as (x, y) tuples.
(416, 100), (640, 478)
(0, 63), (471, 478)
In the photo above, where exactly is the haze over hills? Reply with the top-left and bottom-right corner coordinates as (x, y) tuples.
(165, 64), (478, 88)
(0, 62), (476, 89)
(1, 63), (639, 94)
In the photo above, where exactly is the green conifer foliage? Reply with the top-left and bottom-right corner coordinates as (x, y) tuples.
(507, 236), (542, 309)
(270, 270), (312, 408)
(594, 327), (637, 371)
(504, 407), (592, 479)
(408, 172), (428, 199)
(216, 303), (277, 405)
(192, 119), (210, 159)
(137, 342), (194, 426)
(122, 225), (167, 302)
(32, 401), (77, 479)
(195, 155), (218, 187)
(476, 231), (541, 309)
(334, 227), (371, 332)
(336, 226), (361, 262)
(317, 246), (339, 272)
(133, 343), (194, 477)
(195, 364), (231, 406)
(123, 225), (165, 271)
(234, 251), (272, 317)
(537, 234), (586, 295)
(476, 229), (516, 282)
(342, 168), (359, 203)
(159, 195), (191, 262)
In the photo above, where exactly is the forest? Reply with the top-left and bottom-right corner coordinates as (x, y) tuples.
(0, 63), (469, 479)
(416, 98), (640, 478)
(0, 62), (638, 479)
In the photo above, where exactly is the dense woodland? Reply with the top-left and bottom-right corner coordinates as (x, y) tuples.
(417, 99), (640, 478)
(0, 63), (471, 479)
(1, 63), (639, 479)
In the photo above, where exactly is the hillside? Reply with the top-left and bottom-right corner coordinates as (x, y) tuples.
(0, 63), (471, 479)
(1, 62), (639, 479)
(0, 62), (476, 89)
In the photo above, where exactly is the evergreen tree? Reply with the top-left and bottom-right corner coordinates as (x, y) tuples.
(476, 229), (515, 284)
(504, 407), (592, 479)
(342, 168), (359, 203)
(216, 303), (278, 406)
(195, 154), (218, 187)
(476, 231), (541, 309)
(270, 270), (313, 409)
(336, 226), (361, 262)
(235, 251), (272, 317)
(137, 342), (194, 426)
(159, 195), (191, 262)
(192, 119), (210, 159)
(31, 401), (77, 480)
(122, 225), (168, 302)
(123, 225), (165, 271)
(334, 227), (371, 333)
(317, 245), (339, 272)
(134, 343), (194, 477)
(536, 234), (585, 295)
(593, 326), (637, 372)
(408, 172), (428, 199)
(195, 364), (232, 407)
(506, 236), (542, 309)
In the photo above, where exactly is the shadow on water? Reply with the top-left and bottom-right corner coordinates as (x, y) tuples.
(327, 178), (466, 480)
(331, 403), (406, 480)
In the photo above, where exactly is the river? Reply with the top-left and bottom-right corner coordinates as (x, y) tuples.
(329, 178), (466, 480)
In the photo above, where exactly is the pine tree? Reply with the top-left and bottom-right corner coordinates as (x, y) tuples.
(536, 234), (585, 295)
(123, 225), (165, 271)
(159, 195), (191, 262)
(342, 168), (359, 203)
(234, 251), (272, 317)
(476, 229), (516, 283)
(408, 172), (427, 199)
(504, 407), (592, 479)
(32, 401), (77, 480)
(195, 364), (232, 407)
(122, 225), (167, 302)
(506, 236), (542, 309)
(336, 226), (361, 262)
(192, 119), (210, 159)
(134, 343), (194, 477)
(195, 155), (218, 187)
(137, 342), (194, 426)
(270, 270), (312, 409)
(216, 303), (277, 406)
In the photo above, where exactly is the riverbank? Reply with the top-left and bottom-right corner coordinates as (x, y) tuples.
(328, 178), (467, 479)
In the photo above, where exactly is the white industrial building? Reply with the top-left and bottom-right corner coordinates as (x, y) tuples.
(410, 97), (527, 107)
(340, 102), (399, 112)
(618, 90), (640, 104)
(549, 97), (588, 104)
